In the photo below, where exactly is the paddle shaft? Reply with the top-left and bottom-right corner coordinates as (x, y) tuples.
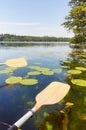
(7, 107), (36, 130)
(7, 107), (37, 130)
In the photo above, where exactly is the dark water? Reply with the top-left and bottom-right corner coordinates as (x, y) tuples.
(0, 42), (86, 130)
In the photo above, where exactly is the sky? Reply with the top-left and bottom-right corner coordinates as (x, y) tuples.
(0, 0), (74, 37)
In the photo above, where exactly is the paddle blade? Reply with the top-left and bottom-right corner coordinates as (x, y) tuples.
(4, 58), (27, 67)
(35, 81), (70, 109)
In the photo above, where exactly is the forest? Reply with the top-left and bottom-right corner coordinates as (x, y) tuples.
(0, 34), (69, 42)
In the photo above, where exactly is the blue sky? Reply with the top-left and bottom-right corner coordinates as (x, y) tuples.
(0, 0), (73, 37)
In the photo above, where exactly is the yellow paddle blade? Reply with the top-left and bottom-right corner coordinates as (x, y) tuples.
(2, 58), (27, 67)
(35, 81), (70, 110)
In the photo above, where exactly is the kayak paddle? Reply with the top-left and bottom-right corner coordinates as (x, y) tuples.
(0, 58), (27, 67)
(7, 81), (70, 130)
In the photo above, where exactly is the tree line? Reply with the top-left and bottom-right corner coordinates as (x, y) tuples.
(0, 34), (70, 42)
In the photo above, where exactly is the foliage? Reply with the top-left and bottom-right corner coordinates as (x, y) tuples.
(0, 34), (70, 42)
(63, 0), (86, 43)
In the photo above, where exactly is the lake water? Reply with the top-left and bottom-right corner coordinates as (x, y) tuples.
(0, 42), (86, 130)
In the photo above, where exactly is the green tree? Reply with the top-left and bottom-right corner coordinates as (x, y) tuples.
(63, 0), (86, 43)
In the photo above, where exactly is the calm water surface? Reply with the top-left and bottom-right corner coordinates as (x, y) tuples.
(0, 42), (86, 130)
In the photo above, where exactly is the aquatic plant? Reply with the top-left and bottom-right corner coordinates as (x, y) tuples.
(27, 101), (35, 106)
(29, 66), (41, 71)
(52, 69), (62, 74)
(71, 79), (86, 87)
(6, 76), (22, 84)
(61, 65), (69, 69)
(43, 112), (49, 118)
(75, 67), (86, 71)
(42, 70), (54, 75)
(67, 69), (82, 75)
(64, 60), (71, 64)
(46, 121), (53, 130)
(0, 67), (17, 74)
(20, 78), (38, 85)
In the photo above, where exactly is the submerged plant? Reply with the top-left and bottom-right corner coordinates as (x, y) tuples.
(46, 121), (53, 130)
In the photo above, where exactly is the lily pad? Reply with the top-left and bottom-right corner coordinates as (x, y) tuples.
(29, 66), (41, 71)
(61, 65), (69, 69)
(20, 78), (38, 85)
(64, 60), (71, 64)
(0, 67), (17, 74)
(71, 79), (86, 87)
(29, 66), (51, 72)
(75, 67), (86, 71)
(52, 69), (62, 74)
(41, 67), (50, 71)
(42, 70), (54, 75)
(6, 76), (22, 84)
(67, 69), (82, 75)
(27, 71), (41, 76)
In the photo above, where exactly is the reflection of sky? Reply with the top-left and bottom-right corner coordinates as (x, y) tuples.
(0, 43), (71, 62)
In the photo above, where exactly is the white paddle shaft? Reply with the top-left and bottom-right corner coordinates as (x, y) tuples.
(14, 107), (36, 128)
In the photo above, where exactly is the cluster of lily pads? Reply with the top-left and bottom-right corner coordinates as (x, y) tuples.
(67, 66), (86, 87)
(0, 67), (17, 74)
(0, 65), (63, 86)
(28, 65), (62, 76)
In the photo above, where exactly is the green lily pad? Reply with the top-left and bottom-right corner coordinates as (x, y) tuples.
(41, 67), (50, 71)
(52, 69), (62, 74)
(84, 97), (86, 102)
(75, 67), (86, 71)
(29, 66), (41, 71)
(20, 79), (38, 85)
(42, 70), (54, 75)
(61, 65), (69, 69)
(64, 60), (71, 64)
(27, 71), (41, 76)
(67, 69), (82, 75)
(0, 67), (17, 74)
(6, 76), (22, 84)
(29, 66), (51, 72)
(71, 79), (86, 87)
